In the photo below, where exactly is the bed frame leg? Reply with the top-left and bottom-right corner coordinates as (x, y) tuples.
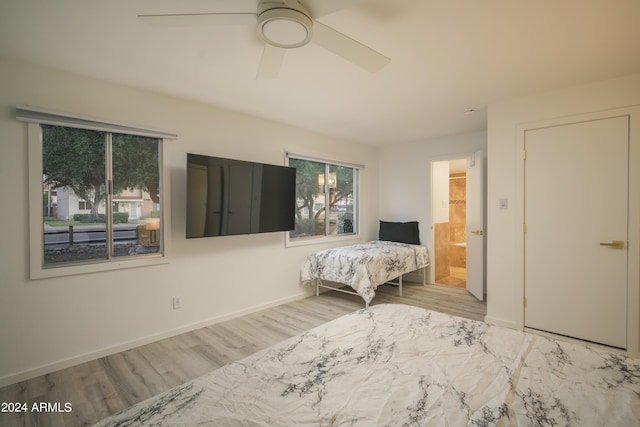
(399, 275), (403, 297)
(316, 279), (320, 297)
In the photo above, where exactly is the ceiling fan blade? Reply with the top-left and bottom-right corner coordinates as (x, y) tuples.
(256, 44), (286, 79)
(300, 0), (367, 18)
(138, 13), (257, 27)
(312, 22), (390, 73)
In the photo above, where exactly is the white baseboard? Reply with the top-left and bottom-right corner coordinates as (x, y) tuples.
(0, 291), (310, 388)
(484, 316), (518, 330)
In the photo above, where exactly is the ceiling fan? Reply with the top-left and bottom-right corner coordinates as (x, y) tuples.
(139, 0), (391, 79)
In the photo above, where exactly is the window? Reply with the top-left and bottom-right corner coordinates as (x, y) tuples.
(19, 106), (176, 279)
(287, 155), (360, 244)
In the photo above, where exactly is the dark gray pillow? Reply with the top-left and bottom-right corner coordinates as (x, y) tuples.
(379, 221), (420, 245)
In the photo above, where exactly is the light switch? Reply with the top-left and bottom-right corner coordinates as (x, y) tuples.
(499, 198), (508, 209)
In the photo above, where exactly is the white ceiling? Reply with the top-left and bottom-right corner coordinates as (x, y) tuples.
(1, 0), (639, 146)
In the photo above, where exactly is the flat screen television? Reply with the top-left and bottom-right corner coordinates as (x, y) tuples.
(186, 153), (296, 238)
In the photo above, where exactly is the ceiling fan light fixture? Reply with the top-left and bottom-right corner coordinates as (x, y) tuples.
(258, 8), (313, 48)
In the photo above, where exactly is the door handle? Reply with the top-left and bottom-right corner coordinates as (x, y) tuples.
(471, 230), (484, 236)
(599, 240), (625, 249)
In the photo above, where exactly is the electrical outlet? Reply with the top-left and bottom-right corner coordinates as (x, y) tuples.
(173, 297), (182, 310)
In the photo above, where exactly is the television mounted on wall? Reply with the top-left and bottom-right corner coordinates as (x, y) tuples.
(186, 153), (296, 238)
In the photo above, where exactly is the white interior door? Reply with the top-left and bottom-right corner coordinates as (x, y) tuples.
(524, 116), (629, 349)
(466, 150), (484, 301)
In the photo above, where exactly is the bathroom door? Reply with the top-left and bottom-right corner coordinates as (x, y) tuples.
(524, 115), (629, 348)
(466, 150), (484, 301)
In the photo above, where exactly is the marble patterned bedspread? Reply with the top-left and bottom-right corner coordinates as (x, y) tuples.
(95, 304), (640, 426)
(300, 240), (429, 304)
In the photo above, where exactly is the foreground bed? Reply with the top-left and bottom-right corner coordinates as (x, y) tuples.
(95, 304), (640, 426)
(300, 240), (429, 306)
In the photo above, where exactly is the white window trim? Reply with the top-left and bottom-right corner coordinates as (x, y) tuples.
(27, 122), (171, 279)
(285, 153), (362, 248)
(17, 105), (177, 139)
(285, 232), (361, 248)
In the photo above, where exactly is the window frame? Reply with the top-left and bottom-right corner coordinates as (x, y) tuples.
(24, 111), (175, 279)
(285, 153), (362, 247)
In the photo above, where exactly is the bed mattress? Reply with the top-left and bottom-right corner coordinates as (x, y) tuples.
(95, 304), (640, 426)
(300, 240), (429, 304)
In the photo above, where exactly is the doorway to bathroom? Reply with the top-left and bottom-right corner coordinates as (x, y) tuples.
(431, 152), (484, 300)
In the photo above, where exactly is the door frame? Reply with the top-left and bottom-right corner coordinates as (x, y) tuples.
(466, 150), (484, 301)
(429, 152), (486, 296)
(515, 106), (640, 356)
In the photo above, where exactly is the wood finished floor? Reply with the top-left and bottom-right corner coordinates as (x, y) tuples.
(0, 281), (486, 427)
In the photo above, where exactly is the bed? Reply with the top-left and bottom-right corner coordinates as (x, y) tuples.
(95, 304), (640, 426)
(300, 221), (429, 307)
(300, 240), (429, 307)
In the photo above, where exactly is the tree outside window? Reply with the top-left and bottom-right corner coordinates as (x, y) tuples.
(41, 125), (162, 266)
(288, 157), (357, 239)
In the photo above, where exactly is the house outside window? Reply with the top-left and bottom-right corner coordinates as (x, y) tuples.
(287, 155), (360, 244)
(40, 125), (162, 266)
(19, 106), (176, 279)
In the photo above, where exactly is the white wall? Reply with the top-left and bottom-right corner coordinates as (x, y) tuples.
(377, 130), (487, 272)
(486, 74), (640, 351)
(0, 57), (380, 386)
(431, 161), (450, 225)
